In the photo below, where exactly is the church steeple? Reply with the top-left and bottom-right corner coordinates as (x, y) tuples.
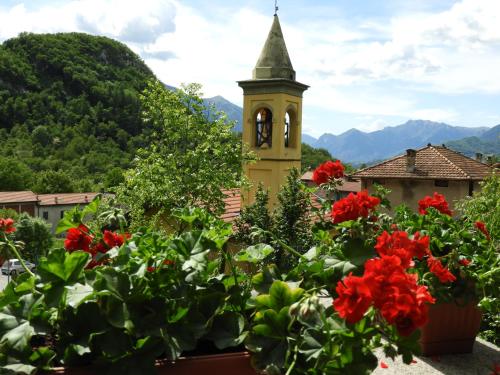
(238, 14), (309, 208)
(253, 15), (296, 81)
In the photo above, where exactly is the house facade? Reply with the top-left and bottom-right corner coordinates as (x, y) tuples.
(353, 145), (492, 212)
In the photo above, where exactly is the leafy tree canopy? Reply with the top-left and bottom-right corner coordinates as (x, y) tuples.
(0, 32), (155, 192)
(117, 80), (254, 227)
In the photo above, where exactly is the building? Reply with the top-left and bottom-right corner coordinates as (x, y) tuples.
(238, 14), (308, 208)
(0, 191), (100, 233)
(37, 193), (100, 233)
(352, 145), (493, 211)
(0, 191), (39, 215)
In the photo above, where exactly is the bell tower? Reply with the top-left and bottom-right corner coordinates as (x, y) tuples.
(238, 14), (309, 208)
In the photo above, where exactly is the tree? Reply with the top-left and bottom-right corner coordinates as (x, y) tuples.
(32, 170), (75, 193)
(117, 80), (253, 227)
(301, 143), (333, 171)
(234, 183), (273, 245)
(14, 213), (53, 262)
(0, 156), (32, 190)
(272, 168), (314, 269)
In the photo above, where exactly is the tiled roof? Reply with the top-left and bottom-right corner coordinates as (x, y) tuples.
(221, 189), (241, 223)
(0, 191), (38, 204)
(353, 145), (492, 180)
(38, 193), (100, 206)
(301, 172), (361, 192)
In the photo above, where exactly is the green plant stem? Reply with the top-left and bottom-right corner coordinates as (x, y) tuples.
(6, 240), (34, 277)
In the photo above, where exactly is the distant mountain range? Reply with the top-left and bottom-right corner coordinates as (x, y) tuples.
(197, 94), (499, 163)
(304, 120), (500, 164)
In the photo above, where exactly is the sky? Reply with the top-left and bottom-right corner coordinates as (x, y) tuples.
(1, 0), (499, 137)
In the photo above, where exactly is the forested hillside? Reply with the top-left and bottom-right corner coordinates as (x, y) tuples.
(0, 33), (343, 193)
(0, 32), (155, 192)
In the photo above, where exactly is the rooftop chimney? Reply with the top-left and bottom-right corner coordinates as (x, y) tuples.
(475, 152), (483, 162)
(406, 149), (417, 173)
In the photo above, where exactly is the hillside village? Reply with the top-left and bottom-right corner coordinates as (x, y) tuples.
(0, 2), (498, 374)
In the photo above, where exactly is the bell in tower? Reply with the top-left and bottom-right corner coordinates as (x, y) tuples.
(238, 13), (309, 208)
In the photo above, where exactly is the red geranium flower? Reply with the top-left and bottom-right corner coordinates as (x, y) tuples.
(427, 256), (456, 283)
(64, 225), (93, 252)
(331, 190), (380, 224)
(0, 218), (16, 234)
(333, 273), (372, 324)
(374, 231), (430, 269)
(312, 160), (344, 185)
(474, 221), (490, 240)
(459, 258), (471, 266)
(103, 230), (129, 248)
(418, 192), (452, 216)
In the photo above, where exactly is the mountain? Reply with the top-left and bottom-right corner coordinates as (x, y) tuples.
(204, 95), (243, 132)
(302, 134), (317, 146)
(0, 32), (155, 191)
(308, 120), (489, 163)
(445, 124), (500, 158)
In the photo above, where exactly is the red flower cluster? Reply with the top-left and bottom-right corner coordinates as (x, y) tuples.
(459, 258), (471, 267)
(334, 254), (435, 336)
(65, 225), (93, 252)
(427, 256), (456, 283)
(0, 218), (16, 234)
(331, 190), (380, 224)
(64, 225), (129, 269)
(418, 192), (452, 216)
(375, 231), (430, 268)
(474, 221), (490, 240)
(312, 160), (344, 185)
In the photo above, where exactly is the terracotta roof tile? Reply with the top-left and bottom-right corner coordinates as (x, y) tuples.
(0, 191), (38, 204)
(38, 193), (100, 206)
(353, 146), (492, 180)
(222, 189), (241, 223)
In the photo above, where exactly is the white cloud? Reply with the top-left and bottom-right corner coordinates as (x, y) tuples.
(0, 0), (176, 52)
(0, 0), (498, 135)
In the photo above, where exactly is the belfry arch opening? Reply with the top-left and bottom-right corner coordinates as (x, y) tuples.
(255, 108), (273, 148)
(284, 109), (296, 148)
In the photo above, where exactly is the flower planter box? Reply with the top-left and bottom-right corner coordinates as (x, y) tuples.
(419, 302), (481, 356)
(50, 352), (258, 375)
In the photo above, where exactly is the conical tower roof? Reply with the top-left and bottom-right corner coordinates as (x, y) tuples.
(253, 15), (296, 80)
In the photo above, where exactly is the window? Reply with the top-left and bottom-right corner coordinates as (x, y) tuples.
(42, 211), (49, 220)
(60, 210), (65, 219)
(434, 180), (449, 187)
(284, 112), (290, 147)
(255, 108), (272, 148)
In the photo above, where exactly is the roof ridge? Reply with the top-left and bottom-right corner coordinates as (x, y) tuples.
(431, 146), (469, 178)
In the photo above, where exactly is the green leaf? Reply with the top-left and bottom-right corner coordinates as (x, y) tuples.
(65, 283), (94, 308)
(324, 257), (357, 277)
(235, 244), (274, 263)
(252, 265), (279, 294)
(299, 328), (328, 361)
(342, 238), (375, 267)
(1, 363), (36, 375)
(205, 312), (247, 349)
(82, 195), (101, 217)
(37, 248), (89, 283)
(55, 206), (84, 234)
(269, 281), (304, 310)
(0, 321), (34, 353)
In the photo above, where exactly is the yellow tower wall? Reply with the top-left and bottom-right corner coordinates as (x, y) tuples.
(241, 91), (304, 208)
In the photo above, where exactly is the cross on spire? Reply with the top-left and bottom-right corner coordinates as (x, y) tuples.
(274, 0), (279, 15)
